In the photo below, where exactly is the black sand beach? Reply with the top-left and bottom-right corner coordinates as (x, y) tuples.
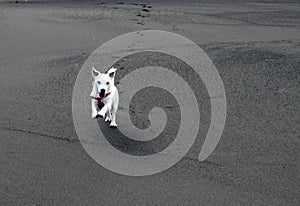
(0, 1), (299, 205)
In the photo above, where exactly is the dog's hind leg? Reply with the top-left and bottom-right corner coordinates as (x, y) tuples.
(105, 110), (112, 122)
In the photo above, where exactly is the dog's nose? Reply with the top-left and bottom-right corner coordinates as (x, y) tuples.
(100, 89), (105, 94)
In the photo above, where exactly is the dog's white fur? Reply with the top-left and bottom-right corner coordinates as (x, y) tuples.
(90, 67), (119, 128)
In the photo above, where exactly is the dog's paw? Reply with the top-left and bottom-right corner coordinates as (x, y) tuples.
(92, 112), (98, 119)
(109, 123), (117, 128)
(97, 111), (105, 118)
(105, 113), (112, 122)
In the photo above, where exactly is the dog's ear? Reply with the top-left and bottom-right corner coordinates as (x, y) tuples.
(92, 67), (100, 78)
(107, 67), (117, 78)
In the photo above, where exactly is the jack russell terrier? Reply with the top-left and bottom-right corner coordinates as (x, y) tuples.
(90, 67), (119, 128)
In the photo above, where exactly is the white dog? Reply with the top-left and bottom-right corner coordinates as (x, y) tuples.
(90, 67), (119, 128)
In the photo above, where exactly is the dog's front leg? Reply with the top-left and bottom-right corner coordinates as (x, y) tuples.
(91, 99), (98, 118)
(98, 102), (112, 119)
(109, 100), (118, 128)
(109, 109), (117, 128)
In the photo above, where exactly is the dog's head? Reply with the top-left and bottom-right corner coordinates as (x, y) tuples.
(92, 67), (117, 98)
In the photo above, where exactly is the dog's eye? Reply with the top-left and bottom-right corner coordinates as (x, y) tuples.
(106, 82), (109, 85)
(97, 81), (101, 84)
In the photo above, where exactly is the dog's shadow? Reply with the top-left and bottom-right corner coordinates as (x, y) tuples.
(96, 114), (179, 156)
